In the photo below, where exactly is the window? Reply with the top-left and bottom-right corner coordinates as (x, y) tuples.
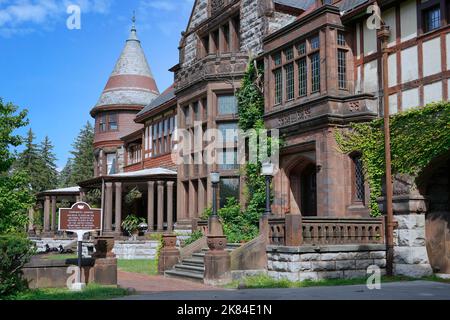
(106, 153), (116, 175)
(274, 68), (282, 104)
(284, 47), (294, 61)
(338, 49), (347, 89)
(353, 155), (365, 202)
(128, 144), (142, 165)
(219, 178), (240, 208)
(218, 122), (238, 144)
(337, 32), (346, 46)
(423, 6), (441, 32)
(297, 41), (306, 55)
(311, 52), (321, 93)
(184, 105), (191, 125)
(218, 149), (238, 170)
(193, 102), (200, 121)
(310, 35), (320, 50)
(150, 114), (176, 157)
(108, 113), (118, 131)
(217, 95), (238, 115)
(99, 114), (106, 132)
(273, 53), (281, 66)
(222, 24), (230, 52)
(298, 58), (307, 97)
(202, 35), (210, 57)
(285, 63), (294, 101)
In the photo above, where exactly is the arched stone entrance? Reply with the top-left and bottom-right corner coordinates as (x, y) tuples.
(285, 156), (317, 216)
(419, 154), (450, 274)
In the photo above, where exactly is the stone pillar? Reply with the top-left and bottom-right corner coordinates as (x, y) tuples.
(167, 181), (175, 232)
(104, 182), (113, 232)
(115, 183), (122, 234)
(50, 196), (57, 232)
(147, 181), (155, 231)
(80, 188), (87, 202)
(285, 214), (302, 246)
(157, 181), (165, 232)
(44, 196), (51, 232)
(28, 207), (34, 233)
(198, 179), (205, 218)
(158, 234), (180, 274)
(204, 235), (231, 286)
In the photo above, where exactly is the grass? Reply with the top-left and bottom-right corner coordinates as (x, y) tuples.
(5, 284), (129, 300)
(224, 274), (439, 289)
(43, 254), (78, 260)
(117, 259), (158, 276)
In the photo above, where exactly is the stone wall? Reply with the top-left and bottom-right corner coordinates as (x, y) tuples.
(32, 238), (93, 256)
(112, 240), (159, 260)
(393, 214), (433, 277)
(267, 244), (386, 281)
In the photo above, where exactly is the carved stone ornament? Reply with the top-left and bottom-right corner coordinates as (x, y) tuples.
(207, 235), (227, 251)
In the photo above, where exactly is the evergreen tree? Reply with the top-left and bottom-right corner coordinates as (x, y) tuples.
(14, 128), (45, 192)
(58, 158), (73, 187)
(39, 136), (58, 191)
(68, 122), (94, 185)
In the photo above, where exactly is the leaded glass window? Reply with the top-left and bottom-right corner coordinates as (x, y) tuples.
(311, 52), (320, 93)
(285, 63), (294, 101)
(298, 58), (307, 96)
(218, 95), (238, 115)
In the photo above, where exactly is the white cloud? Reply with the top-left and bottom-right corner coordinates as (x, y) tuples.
(0, 0), (113, 37)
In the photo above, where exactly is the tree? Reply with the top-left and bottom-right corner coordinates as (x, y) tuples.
(39, 136), (58, 191)
(68, 122), (94, 185)
(0, 98), (33, 233)
(58, 158), (73, 187)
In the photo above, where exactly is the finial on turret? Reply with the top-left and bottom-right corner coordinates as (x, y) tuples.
(128, 10), (139, 42)
(131, 11), (136, 31)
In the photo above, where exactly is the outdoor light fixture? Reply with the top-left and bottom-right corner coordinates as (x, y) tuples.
(261, 162), (274, 216)
(210, 171), (220, 184)
(261, 162), (275, 177)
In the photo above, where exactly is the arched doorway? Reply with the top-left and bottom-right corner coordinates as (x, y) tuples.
(288, 160), (317, 216)
(419, 154), (450, 274)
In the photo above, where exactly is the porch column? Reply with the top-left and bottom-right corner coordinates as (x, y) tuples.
(28, 207), (34, 232)
(80, 188), (87, 202)
(115, 182), (122, 234)
(198, 179), (205, 218)
(157, 181), (165, 232)
(104, 182), (113, 232)
(147, 181), (155, 231)
(51, 196), (57, 231)
(44, 196), (51, 232)
(167, 181), (175, 231)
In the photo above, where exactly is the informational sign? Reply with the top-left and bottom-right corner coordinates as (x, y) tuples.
(59, 202), (102, 232)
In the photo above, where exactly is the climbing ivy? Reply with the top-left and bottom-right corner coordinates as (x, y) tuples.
(336, 101), (450, 216)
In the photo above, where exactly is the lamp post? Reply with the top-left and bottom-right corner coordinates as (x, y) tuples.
(261, 162), (274, 216)
(377, 24), (394, 276)
(209, 172), (223, 235)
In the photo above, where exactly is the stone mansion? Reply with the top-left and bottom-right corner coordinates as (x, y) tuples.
(36, 0), (450, 280)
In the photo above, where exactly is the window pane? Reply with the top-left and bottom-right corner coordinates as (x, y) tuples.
(285, 63), (294, 101)
(311, 52), (320, 93)
(425, 6), (440, 32)
(273, 52), (281, 66)
(297, 41), (306, 55)
(298, 58), (307, 96)
(284, 47), (293, 61)
(337, 32), (346, 46)
(218, 95), (237, 115)
(184, 106), (190, 125)
(193, 102), (200, 121)
(310, 35), (320, 50)
(219, 178), (240, 208)
(274, 68), (282, 104)
(218, 122), (238, 143)
(218, 149), (238, 170)
(106, 153), (116, 175)
(108, 113), (118, 131)
(338, 49), (347, 89)
(353, 156), (365, 202)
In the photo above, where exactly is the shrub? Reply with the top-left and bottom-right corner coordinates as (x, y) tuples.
(183, 230), (203, 247)
(218, 198), (259, 243)
(0, 234), (35, 297)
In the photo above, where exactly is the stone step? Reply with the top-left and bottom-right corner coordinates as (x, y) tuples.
(174, 264), (205, 274)
(165, 269), (204, 282)
(192, 252), (206, 258)
(182, 258), (205, 266)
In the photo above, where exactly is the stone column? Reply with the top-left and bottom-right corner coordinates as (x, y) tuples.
(80, 188), (87, 202)
(28, 207), (34, 233)
(147, 181), (155, 231)
(44, 196), (51, 232)
(166, 181), (175, 231)
(50, 196), (57, 232)
(115, 183), (122, 234)
(157, 181), (165, 232)
(104, 182), (113, 232)
(198, 179), (205, 218)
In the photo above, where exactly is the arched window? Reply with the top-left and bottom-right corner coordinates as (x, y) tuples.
(352, 154), (365, 203)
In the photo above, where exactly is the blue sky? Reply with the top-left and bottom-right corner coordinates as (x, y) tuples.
(0, 0), (194, 169)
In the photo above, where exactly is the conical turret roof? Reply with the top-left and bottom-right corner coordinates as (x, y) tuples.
(92, 16), (160, 115)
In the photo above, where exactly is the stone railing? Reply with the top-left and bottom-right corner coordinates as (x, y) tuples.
(197, 220), (209, 235)
(175, 53), (248, 92)
(269, 215), (385, 246)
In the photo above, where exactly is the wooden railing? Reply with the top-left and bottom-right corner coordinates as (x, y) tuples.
(268, 215), (385, 246)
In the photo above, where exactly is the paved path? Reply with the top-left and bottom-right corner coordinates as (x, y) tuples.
(117, 280), (450, 300)
(118, 271), (221, 293)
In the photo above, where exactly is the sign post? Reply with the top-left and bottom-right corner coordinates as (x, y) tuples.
(59, 202), (102, 291)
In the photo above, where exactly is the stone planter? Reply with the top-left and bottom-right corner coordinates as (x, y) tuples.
(93, 236), (115, 258)
(207, 235), (227, 251)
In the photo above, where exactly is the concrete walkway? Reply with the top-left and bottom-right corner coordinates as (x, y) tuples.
(117, 280), (450, 300)
(118, 271), (221, 293)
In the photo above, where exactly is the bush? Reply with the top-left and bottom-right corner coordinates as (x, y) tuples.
(219, 198), (259, 243)
(183, 230), (203, 247)
(0, 234), (35, 297)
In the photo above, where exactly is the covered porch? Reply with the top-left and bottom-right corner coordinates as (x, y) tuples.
(78, 168), (177, 237)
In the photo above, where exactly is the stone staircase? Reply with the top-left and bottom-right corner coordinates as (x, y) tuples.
(165, 243), (241, 282)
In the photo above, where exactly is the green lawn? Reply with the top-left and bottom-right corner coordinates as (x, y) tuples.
(224, 274), (441, 289)
(5, 284), (129, 300)
(43, 254), (78, 260)
(117, 259), (158, 276)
